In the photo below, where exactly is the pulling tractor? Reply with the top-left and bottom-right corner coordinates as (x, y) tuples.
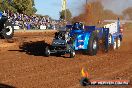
(0, 11), (14, 39)
(45, 18), (123, 58)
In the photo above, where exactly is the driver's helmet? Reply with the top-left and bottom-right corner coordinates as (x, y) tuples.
(73, 22), (80, 29)
(73, 22), (84, 30)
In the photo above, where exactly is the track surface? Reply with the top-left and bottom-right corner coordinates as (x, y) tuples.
(0, 29), (132, 88)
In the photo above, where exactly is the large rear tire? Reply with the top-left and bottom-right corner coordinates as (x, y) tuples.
(88, 32), (98, 56)
(112, 39), (117, 50)
(116, 37), (121, 49)
(104, 34), (112, 53)
(1, 21), (14, 39)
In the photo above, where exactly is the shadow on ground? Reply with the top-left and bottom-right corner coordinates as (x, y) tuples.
(10, 41), (89, 58)
(19, 41), (50, 56)
(18, 41), (71, 58)
(0, 83), (15, 88)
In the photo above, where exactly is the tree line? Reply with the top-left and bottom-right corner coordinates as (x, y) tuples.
(0, 0), (131, 22)
(0, 0), (37, 15)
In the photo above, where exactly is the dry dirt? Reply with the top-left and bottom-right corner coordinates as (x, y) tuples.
(0, 29), (132, 88)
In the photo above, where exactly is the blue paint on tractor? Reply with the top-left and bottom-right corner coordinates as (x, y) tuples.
(68, 25), (92, 50)
(48, 19), (123, 57)
(66, 22), (109, 51)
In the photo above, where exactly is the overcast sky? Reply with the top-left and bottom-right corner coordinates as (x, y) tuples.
(35, 0), (132, 20)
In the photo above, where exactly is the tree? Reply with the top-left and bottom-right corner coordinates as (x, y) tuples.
(13, 0), (36, 15)
(60, 9), (72, 21)
(0, 0), (17, 12)
(0, 0), (37, 15)
(32, 7), (37, 13)
(123, 7), (132, 20)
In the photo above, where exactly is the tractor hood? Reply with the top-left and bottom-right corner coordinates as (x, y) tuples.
(70, 30), (84, 37)
(69, 30), (91, 50)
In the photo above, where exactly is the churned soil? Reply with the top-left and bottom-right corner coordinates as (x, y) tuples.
(0, 28), (131, 88)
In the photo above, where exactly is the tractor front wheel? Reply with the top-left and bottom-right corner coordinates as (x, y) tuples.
(45, 46), (50, 57)
(70, 50), (75, 58)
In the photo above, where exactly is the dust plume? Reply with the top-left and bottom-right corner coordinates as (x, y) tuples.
(72, 0), (132, 24)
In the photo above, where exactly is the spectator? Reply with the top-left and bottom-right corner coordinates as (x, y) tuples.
(4, 10), (63, 30)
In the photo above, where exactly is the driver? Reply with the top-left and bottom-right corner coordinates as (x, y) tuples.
(65, 30), (70, 42)
(73, 22), (84, 30)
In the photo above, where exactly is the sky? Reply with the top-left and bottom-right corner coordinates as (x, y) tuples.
(35, 0), (132, 20)
(35, 0), (85, 19)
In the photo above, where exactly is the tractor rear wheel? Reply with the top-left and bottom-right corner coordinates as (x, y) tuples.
(104, 34), (112, 53)
(112, 39), (117, 50)
(116, 37), (121, 49)
(1, 21), (14, 39)
(88, 32), (98, 56)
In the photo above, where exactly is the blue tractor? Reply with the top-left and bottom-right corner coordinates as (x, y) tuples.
(45, 19), (123, 58)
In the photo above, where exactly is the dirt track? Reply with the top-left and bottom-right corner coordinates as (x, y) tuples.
(0, 28), (132, 88)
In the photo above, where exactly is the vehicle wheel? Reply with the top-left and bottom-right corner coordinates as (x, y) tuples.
(112, 39), (117, 50)
(70, 50), (75, 58)
(88, 32), (98, 56)
(116, 37), (121, 49)
(108, 34), (112, 45)
(45, 46), (50, 57)
(104, 34), (112, 53)
(1, 21), (14, 39)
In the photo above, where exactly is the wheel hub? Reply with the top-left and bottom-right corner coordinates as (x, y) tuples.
(6, 26), (13, 35)
(93, 40), (97, 50)
(72, 51), (75, 56)
(108, 36), (112, 44)
(113, 41), (116, 50)
(117, 39), (121, 47)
